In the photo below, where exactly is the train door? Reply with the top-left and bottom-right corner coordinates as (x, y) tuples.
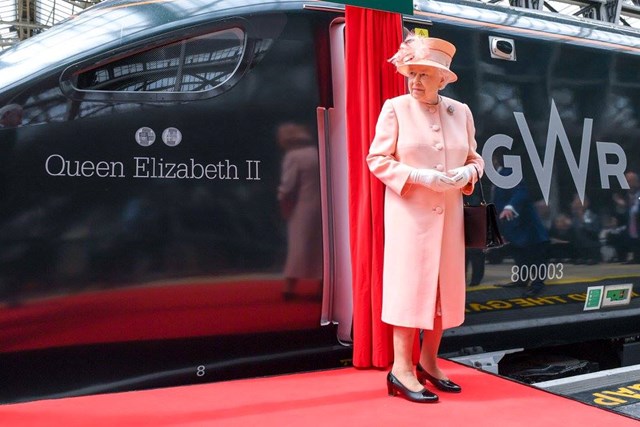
(318, 16), (352, 344)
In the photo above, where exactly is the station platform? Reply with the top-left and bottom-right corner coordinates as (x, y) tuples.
(0, 359), (637, 427)
(536, 364), (640, 419)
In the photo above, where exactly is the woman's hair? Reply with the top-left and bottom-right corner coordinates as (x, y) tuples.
(277, 122), (313, 150)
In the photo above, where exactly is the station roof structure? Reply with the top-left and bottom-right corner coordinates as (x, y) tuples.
(1, 0), (101, 50)
(1, 0), (639, 51)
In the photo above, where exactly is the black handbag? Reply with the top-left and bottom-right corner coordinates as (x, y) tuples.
(464, 173), (506, 249)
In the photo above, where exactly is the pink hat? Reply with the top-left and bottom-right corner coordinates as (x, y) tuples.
(389, 34), (458, 84)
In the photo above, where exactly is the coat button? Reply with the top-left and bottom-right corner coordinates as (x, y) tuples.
(434, 206), (443, 214)
(435, 164), (444, 171)
(434, 143), (443, 151)
(432, 124), (441, 131)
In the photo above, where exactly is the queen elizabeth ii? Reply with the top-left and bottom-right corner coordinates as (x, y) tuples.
(367, 33), (484, 403)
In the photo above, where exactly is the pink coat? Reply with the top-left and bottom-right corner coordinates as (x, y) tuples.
(367, 94), (484, 330)
(278, 146), (323, 279)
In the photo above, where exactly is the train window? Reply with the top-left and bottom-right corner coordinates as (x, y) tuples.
(62, 27), (248, 102)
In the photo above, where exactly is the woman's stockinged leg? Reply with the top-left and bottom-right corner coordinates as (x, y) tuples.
(391, 326), (424, 392)
(417, 315), (462, 392)
(419, 315), (448, 380)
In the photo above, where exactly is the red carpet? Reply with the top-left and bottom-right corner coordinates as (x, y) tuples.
(0, 360), (636, 426)
(0, 278), (320, 353)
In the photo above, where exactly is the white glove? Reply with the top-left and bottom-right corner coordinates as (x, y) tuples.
(409, 169), (456, 192)
(447, 165), (475, 189)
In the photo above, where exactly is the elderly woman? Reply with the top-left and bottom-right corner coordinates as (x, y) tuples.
(367, 34), (484, 403)
(277, 122), (323, 301)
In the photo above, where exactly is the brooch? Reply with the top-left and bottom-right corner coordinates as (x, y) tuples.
(447, 105), (455, 115)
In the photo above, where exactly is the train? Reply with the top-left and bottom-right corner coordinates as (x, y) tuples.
(1, 0), (639, 403)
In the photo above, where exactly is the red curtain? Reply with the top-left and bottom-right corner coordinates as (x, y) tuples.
(345, 6), (406, 368)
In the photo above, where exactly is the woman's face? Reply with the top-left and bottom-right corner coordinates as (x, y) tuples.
(407, 68), (443, 103)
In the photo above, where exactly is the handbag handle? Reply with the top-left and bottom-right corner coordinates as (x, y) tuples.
(469, 164), (486, 205)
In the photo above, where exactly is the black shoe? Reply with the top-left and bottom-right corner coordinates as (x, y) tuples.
(282, 291), (295, 301)
(416, 364), (462, 393)
(386, 372), (439, 403)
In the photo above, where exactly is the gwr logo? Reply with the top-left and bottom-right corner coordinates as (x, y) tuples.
(482, 99), (630, 204)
